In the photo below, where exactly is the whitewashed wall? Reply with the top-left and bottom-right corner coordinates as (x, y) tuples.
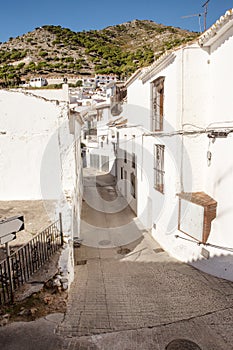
(85, 106), (116, 174)
(116, 128), (139, 214)
(72, 117), (83, 238)
(27, 84), (69, 102)
(0, 90), (62, 200)
(0, 89), (83, 239)
(119, 20), (233, 281)
(192, 26), (233, 278)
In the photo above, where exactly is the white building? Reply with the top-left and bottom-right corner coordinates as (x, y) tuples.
(95, 74), (118, 89)
(82, 77), (96, 89)
(81, 102), (117, 174)
(29, 77), (48, 87)
(112, 9), (233, 281)
(0, 85), (83, 241)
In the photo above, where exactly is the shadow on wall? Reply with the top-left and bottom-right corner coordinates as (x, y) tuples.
(82, 169), (233, 281)
(191, 251), (233, 281)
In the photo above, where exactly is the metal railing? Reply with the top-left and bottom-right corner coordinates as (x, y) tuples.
(0, 217), (63, 305)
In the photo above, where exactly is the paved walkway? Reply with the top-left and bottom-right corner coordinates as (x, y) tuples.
(57, 169), (233, 349)
(1, 169), (233, 349)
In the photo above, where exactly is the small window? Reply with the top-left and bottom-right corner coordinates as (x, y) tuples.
(124, 150), (127, 163)
(120, 167), (123, 180)
(132, 135), (136, 168)
(131, 172), (136, 198)
(124, 134), (127, 163)
(154, 144), (165, 193)
(132, 154), (136, 168)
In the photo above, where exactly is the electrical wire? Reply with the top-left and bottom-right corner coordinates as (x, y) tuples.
(182, 123), (205, 130)
(175, 234), (233, 253)
(109, 121), (233, 145)
(143, 125), (233, 138)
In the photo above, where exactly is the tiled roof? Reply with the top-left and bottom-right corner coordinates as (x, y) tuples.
(198, 8), (233, 46)
(124, 68), (143, 88)
(140, 52), (176, 83)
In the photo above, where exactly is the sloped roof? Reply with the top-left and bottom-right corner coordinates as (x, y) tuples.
(124, 68), (143, 88)
(198, 8), (233, 46)
(140, 52), (176, 83)
(127, 9), (233, 85)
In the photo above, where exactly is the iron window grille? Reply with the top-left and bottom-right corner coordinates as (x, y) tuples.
(131, 172), (136, 198)
(154, 144), (165, 193)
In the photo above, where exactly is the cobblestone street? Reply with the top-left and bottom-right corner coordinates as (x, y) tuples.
(57, 170), (233, 349)
(1, 170), (233, 349)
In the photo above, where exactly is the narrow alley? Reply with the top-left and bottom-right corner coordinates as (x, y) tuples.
(57, 169), (233, 350)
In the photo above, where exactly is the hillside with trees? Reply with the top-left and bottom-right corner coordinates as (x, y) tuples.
(0, 20), (198, 86)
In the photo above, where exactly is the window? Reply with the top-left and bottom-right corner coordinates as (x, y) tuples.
(124, 150), (127, 163)
(132, 135), (136, 168)
(151, 76), (165, 131)
(154, 144), (165, 193)
(97, 110), (103, 121)
(120, 167), (123, 180)
(132, 153), (136, 168)
(124, 134), (127, 163)
(131, 172), (136, 198)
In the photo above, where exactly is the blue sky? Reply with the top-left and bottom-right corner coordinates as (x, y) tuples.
(0, 0), (232, 43)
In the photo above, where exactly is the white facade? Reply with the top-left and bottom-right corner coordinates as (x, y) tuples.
(27, 83), (69, 101)
(113, 9), (233, 281)
(95, 74), (117, 89)
(46, 76), (83, 86)
(0, 87), (83, 240)
(29, 77), (48, 87)
(83, 104), (116, 174)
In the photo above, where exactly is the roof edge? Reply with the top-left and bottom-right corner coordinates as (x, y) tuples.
(198, 8), (233, 46)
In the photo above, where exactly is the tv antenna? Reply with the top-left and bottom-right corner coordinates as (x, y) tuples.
(181, 13), (204, 33)
(202, 0), (210, 31)
(181, 0), (210, 33)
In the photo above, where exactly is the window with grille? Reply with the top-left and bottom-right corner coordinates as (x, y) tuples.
(131, 172), (136, 198)
(154, 144), (165, 193)
(132, 153), (136, 168)
(151, 77), (165, 131)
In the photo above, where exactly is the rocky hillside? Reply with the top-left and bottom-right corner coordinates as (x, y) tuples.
(0, 20), (198, 85)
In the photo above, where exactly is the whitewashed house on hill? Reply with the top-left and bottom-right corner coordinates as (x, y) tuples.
(114, 9), (233, 281)
(29, 77), (48, 87)
(80, 101), (117, 174)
